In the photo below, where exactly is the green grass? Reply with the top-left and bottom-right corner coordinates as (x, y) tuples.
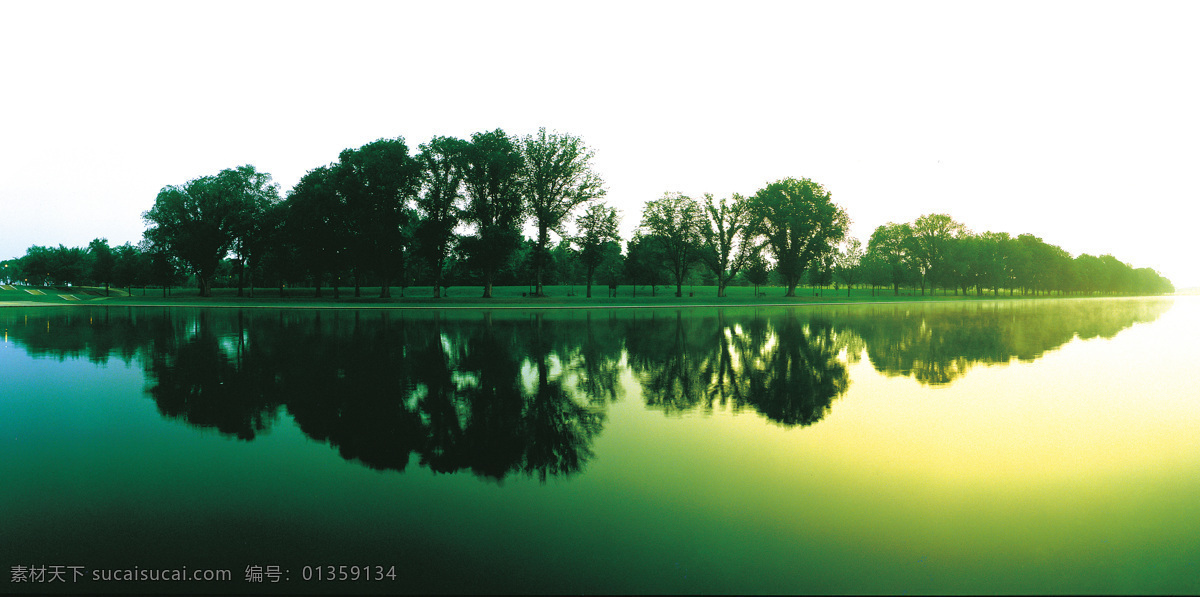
(0, 282), (1146, 309)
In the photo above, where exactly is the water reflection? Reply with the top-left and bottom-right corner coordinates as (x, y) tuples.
(1, 298), (1171, 478)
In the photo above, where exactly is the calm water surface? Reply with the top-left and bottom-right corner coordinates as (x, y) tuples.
(2, 298), (1197, 594)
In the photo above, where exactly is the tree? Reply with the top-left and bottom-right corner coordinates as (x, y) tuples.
(859, 248), (889, 296)
(867, 222), (915, 295)
(909, 213), (966, 295)
(415, 135), (468, 298)
(459, 129), (526, 298)
(334, 137), (421, 299)
(744, 254), (770, 296)
(698, 193), (758, 297)
(220, 165), (282, 297)
(575, 202), (621, 298)
(833, 238), (864, 297)
(285, 165), (347, 298)
(20, 244), (89, 286)
(520, 128), (606, 297)
(143, 165), (276, 297)
(111, 243), (144, 293)
(624, 232), (668, 297)
(88, 238), (116, 296)
(748, 178), (848, 297)
(640, 192), (703, 297)
(594, 241), (624, 297)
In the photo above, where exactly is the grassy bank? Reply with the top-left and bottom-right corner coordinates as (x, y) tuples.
(0, 283), (1167, 309)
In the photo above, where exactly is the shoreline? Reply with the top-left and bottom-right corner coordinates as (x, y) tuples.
(0, 294), (1179, 311)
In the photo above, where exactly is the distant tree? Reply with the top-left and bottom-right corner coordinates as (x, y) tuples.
(640, 192), (703, 297)
(624, 232), (669, 297)
(808, 252), (834, 295)
(414, 135), (468, 298)
(594, 241), (624, 297)
(832, 238), (864, 297)
(459, 129), (526, 298)
(744, 254), (770, 296)
(20, 244), (89, 286)
(0, 259), (17, 284)
(909, 213), (966, 295)
(859, 248), (889, 296)
(575, 202), (621, 298)
(867, 222), (915, 295)
(88, 238), (116, 295)
(110, 243), (143, 293)
(976, 231), (1011, 295)
(748, 178), (848, 297)
(144, 241), (184, 297)
(520, 128), (606, 297)
(698, 193), (758, 297)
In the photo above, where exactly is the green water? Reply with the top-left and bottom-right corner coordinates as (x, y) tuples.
(2, 298), (1197, 594)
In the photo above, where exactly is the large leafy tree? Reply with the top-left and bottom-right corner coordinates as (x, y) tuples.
(698, 193), (758, 297)
(415, 135), (468, 298)
(640, 192), (703, 297)
(459, 129), (526, 298)
(748, 178), (848, 297)
(222, 165), (282, 297)
(334, 137), (422, 298)
(574, 202), (621, 298)
(143, 165), (277, 297)
(519, 128), (606, 297)
(285, 165), (343, 297)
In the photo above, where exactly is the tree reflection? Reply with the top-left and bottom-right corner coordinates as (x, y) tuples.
(1, 297), (1174, 478)
(841, 299), (1174, 385)
(626, 309), (850, 426)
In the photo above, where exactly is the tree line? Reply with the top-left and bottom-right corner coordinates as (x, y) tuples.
(1, 129), (1174, 298)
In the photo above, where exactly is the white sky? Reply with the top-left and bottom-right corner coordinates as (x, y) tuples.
(2, 0), (1197, 287)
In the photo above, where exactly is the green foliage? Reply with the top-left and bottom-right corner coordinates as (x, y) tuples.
(334, 137), (422, 298)
(460, 129), (526, 298)
(520, 128), (606, 296)
(640, 192), (703, 297)
(143, 164), (279, 296)
(575, 202), (621, 297)
(748, 178), (848, 297)
(833, 238), (864, 297)
(415, 135), (469, 297)
(698, 193), (758, 297)
(624, 232), (669, 296)
(867, 222), (916, 295)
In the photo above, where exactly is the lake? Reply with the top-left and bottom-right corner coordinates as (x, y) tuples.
(2, 297), (1197, 594)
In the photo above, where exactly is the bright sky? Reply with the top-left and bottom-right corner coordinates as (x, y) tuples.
(2, 1), (1197, 287)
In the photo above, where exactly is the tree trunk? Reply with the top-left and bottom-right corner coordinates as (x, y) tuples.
(535, 225), (549, 297)
(784, 276), (798, 297)
(586, 267), (594, 298)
